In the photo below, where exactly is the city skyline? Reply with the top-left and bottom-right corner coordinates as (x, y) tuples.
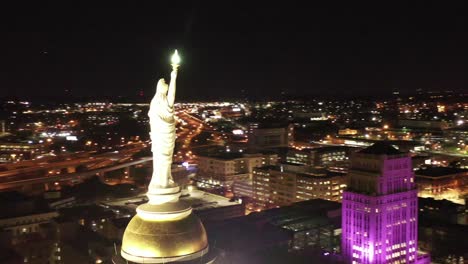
(0, 2), (466, 263)
(0, 96), (466, 263)
(1, 2), (466, 100)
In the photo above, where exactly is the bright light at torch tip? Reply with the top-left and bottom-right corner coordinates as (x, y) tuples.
(171, 50), (181, 65)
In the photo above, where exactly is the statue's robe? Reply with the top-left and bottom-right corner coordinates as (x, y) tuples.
(148, 92), (176, 188)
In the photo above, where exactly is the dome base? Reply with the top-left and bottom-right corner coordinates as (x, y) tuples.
(113, 247), (217, 264)
(121, 245), (209, 264)
(121, 200), (209, 264)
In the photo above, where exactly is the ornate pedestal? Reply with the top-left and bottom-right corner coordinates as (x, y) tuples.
(121, 186), (211, 263)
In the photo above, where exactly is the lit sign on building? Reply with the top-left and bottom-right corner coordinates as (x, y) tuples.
(232, 129), (244, 135)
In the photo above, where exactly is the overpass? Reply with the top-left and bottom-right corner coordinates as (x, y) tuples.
(0, 157), (109, 179)
(0, 157), (153, 191)
(0, 143), (147, 181)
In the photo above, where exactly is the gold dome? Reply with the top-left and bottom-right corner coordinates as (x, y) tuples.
(121, 211), (209, 263)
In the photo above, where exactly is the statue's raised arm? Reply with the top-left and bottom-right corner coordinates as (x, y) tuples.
(167, 70), (177, 108)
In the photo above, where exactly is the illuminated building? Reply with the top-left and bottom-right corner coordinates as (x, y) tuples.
(336, 137), (424, 153)
(286, 146), (352, 168)
(292, 111), (328, 120)
(0, 192), (59, 264)
(272, 199), (342, 252)
(232, 179), (254, 198)
(342, 142), (430, 264)
(197, 152), (277, 187)
(253, 164), (346, 210)
(418, 197), (466, 225)
(247, 123), (294, 150)
(219, 105), (244, 118)
(0, 209), (58, 238)
(398, 119), (450, 130)
(190, 190), (245, 222)
(0, 120), (6, 136)
(0, 141), (47, 162)
(415, 166), (468, 205)
(207, 199), (342, 262)
(339, 128), (359, 136)
(418, 198), (468, 260)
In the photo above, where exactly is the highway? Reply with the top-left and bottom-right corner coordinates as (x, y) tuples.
(425, 150), (468, 158)
(0, 157), (153, 190)
(0, 142), (146, 185)
(174, 110), (228, 162)
(175, 111), (203, 162)
(0, 109), (219, 191)
(0, 157), (107, 178)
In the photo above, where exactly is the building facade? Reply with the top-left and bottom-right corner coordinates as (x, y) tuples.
(253, 164), (346, 210)
(0, 141), (47, 162)
(415, 166), (468, 205)
(196, 152), (278, 187)
(232, 179), (254, 198)
(286, 146), (352, 169)
(247, 123), (294, 149)
(341, 142), (430, 264)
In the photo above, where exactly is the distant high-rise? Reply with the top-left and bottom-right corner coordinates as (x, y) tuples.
(197, 152), (278, 187)
(247, 123), (294, 150)
(342, 142), (430, 264)
(1, 120), (5, 134)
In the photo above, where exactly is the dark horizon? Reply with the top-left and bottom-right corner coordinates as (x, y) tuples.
(1, 89), (466, 105)
(1, 2), (466, 99)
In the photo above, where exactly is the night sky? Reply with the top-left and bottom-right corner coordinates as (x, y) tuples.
(0, 1), (466, 100)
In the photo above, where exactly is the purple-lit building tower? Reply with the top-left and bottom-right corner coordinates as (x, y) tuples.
(342, 142), (430, 264)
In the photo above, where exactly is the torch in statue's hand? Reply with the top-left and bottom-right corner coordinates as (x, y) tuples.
(171, 49), (181, 71)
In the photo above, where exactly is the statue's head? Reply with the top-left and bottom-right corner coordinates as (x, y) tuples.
(156, 78), (169, 95)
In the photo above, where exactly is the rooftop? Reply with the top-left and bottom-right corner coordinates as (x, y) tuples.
(256, 164), (346, 178)
(419, 197), (465, 211)
(415, 166), (468, 177)
(298, 170), (346, 179)
(57, 204), (115, 222)
(198, 151), (272, 160)
(205, 199), (342, 251)
(185, 189), (241, 211)
(0, 193), (56, 220)
(104, 189), (240, 212)
(291, 145), (354, 153)
(198, 152), (244, 160)
(255, 199), (342, 225)
(248, 121), (290, 129)
(358, 141), (404, 155)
